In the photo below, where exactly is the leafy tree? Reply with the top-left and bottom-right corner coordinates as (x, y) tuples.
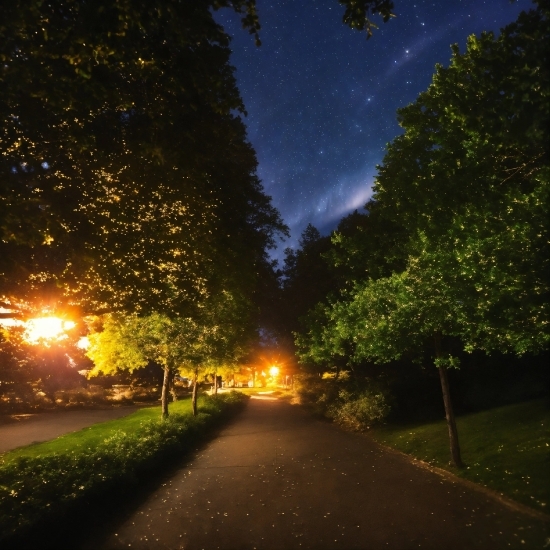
(326, 205), (408, 288)
(373, 1), (549, 353)
(87, 290), (253, 417)
(0, 0), (285, 319)
(338, 0), (395, 38)
(297, 2), (549, 467)
(280, 225), (336, 337)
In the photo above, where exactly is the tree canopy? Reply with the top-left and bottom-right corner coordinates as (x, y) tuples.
(296, 1), (549, 466)
(0, 0), (286, 320)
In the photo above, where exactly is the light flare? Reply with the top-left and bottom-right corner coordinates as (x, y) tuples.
(24, 317), (75, 344)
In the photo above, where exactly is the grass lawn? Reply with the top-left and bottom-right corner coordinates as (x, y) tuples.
(370, 399), (549, 513)
(0, 397), (196, 465)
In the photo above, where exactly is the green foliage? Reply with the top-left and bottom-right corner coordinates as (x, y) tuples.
(294, 373), (392, 429)
(338, 0), (395, 37)
(327, 388), (391, 430)
(0, 0), (286, 318)
(297, 2), (550, 371)
(87, 291), (253, 379)
(370, 2), (549, 355)
(0, 392), (248, 541)
(327, 206), (408, 286)
(371, 400), (550, 512)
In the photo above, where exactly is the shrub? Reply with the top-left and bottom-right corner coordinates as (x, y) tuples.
(293, 374), (341, 416)
(294, 373), (392, 429)
(328, 389), (391, 430)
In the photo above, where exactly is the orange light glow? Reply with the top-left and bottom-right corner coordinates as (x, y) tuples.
(24, 317), (75, 344)
(269, 366), (279, 377)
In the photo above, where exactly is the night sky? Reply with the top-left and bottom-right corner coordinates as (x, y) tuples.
(215, 0), (533, 261)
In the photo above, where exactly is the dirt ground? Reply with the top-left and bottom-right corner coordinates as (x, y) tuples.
(79, 395), (549, 550)
(0, 406), (144, 454)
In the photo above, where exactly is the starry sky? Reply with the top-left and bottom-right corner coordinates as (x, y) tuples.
(215, 0), (533, 260)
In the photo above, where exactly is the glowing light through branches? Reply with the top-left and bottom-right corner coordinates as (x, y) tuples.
(24, 317), (75, 344)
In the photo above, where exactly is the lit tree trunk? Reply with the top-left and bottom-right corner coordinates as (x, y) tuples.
(191, 368), (198, 416)
(252, 369), (256, 388)
(213, 369), (218, 395)
(161, 365), (170, 419)
(169, 370), (178, 402)
(435, 333), (463, 468)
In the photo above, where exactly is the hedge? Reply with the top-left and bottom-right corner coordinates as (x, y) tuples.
(0, 391), (248, 541)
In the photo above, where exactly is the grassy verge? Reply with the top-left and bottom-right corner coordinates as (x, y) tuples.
(370, 399), (549, 513)
(1, 397), (194, 464)
(0, 392), (248, 542)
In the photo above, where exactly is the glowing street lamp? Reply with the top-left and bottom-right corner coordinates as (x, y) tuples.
(269, 365), (279, 377)
(24, 316), (75, 344)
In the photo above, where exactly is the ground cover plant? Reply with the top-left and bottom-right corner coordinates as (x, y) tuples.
(0, 392), (248, 542)
(370, 399), (549, 513)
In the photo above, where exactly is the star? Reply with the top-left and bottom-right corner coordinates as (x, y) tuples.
(215, 0), (534, 260)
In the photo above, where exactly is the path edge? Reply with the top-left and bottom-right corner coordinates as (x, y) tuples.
(371, 438), (550, 523)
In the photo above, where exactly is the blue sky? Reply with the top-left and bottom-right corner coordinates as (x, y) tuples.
(215, 0), (534, 261)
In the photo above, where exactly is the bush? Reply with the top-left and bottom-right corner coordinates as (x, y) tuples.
(328, 389), (391, 430)
(0, 392), (248, 542)
(293, 374), (340, 416)
(294, 373), (392, 429)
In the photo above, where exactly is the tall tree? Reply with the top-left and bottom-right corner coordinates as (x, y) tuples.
(372, 1), (549, 353)
(0, 0), (285, 320)
(296, 2), (549, 467)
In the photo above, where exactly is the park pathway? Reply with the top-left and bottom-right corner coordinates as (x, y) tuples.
(89, 396), (549, 550)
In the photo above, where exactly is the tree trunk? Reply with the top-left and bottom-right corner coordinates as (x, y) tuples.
(191, 368), (198, 416)
(435, 333), (463, 468)
(214, 371), (218, 395)
(252, 369), (256, 388)
(169, 370), (178, 402)
(161, 365), (170, 419)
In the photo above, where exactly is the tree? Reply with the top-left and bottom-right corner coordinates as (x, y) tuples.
(297, 2), (549, 467)
(87, 289), (253, 417)
(279, 225), (336, 337)
(296, 267), (465, 466)
(0, 0), (285, 320)
(372, 1), (549, 354)
(326, 206), (408, 288)
(338, 0), (395, 38)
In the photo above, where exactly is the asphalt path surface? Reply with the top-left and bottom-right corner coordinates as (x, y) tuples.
(0, 406), (143, 454)
(86, 396), (549, 550)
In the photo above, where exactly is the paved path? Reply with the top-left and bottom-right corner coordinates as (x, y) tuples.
(0, 406), (144, 454)
(88, 397), (549, 550)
